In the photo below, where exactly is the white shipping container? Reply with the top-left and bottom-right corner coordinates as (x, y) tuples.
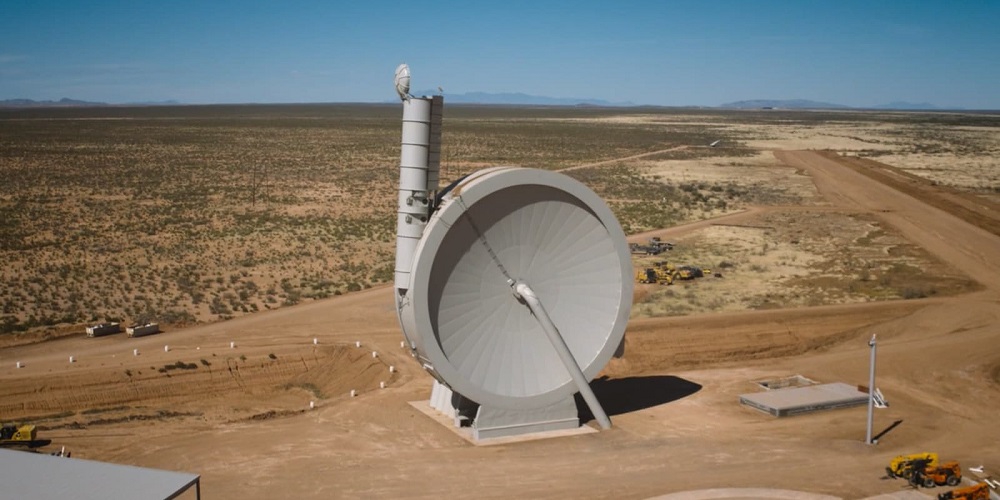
(126, 323), (160, 338)
(86, 322), (122, 337)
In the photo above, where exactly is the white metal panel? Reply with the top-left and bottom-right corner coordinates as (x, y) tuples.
(0, 449), (199, 500)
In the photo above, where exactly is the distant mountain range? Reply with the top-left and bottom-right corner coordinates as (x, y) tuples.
(871, 101), (942, 110)
(720, 99), (850, 109)
(720, 99), (950, 110)
(0, 98), (179, 108)
(3, 96), (955, 110)
(1, 98), (108, 108)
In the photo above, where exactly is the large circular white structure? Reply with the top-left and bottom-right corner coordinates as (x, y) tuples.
(400, 167), (632, 412)
(392, 75), (632, 439)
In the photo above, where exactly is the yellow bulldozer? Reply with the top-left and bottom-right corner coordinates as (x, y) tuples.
(636, 267), (675, 285)
(0, 423), (38, 446)
(636, 260), (717, 286)
(675, 265), (705, 280)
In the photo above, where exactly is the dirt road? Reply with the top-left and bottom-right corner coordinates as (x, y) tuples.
(2, 150), (999, 499)
(776, 150), (1000, 291)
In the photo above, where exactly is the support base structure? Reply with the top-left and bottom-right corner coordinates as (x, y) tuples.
(426, 380), (581, 442)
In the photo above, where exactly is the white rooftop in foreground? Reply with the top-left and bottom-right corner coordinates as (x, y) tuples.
(740, 382), (869, 417)
(0, 449), (199, 500)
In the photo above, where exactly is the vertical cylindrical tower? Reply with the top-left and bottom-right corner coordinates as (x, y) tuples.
(395, 97), (433, 291)
(426, 95), (444, 197)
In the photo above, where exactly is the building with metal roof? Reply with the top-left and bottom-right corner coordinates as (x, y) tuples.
(0, 449), (200, 499)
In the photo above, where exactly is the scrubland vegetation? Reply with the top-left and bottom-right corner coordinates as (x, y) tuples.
(1, 104), (996, 335)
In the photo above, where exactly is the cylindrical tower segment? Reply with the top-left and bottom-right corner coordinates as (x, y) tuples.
(395, 97), (433, 291)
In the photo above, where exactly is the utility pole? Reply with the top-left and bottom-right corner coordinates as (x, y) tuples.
(866, 334), (877, 445)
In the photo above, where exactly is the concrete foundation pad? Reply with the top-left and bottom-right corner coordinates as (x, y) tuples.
(740, 382), (869, 417)
(408, 400), (597, 446)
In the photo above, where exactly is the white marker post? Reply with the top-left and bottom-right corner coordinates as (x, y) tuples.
(866, 334), (877, 445)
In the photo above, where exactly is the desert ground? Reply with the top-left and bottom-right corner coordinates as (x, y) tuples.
(1, 105), (999, 499)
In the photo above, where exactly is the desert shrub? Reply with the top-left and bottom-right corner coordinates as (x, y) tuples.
(901, 287), (935, 299)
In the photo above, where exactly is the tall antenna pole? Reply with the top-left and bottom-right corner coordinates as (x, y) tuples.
(865, 334), (877, 445)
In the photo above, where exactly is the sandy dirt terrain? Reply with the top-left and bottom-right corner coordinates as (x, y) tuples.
(3, 145), (1000, 499)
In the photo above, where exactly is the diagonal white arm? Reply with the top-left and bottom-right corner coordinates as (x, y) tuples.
(512, 281), (612, 429)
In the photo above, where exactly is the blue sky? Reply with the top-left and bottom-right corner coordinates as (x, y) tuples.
(2, 1), (998, 108)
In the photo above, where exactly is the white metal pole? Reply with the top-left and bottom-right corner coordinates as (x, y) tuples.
(866, 334), (877, 445)
(426, 95), (443, 197)
(513, 281), (612, 430)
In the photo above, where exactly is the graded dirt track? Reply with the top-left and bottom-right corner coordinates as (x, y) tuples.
(2, 150), (1000, 499)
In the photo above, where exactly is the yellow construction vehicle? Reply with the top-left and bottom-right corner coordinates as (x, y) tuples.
(636, 267), (674, 285)
(938, 483), (990, 500)
(676, 265), (705, 280)
(0, 423), (37, 446)
(635, 268), (655, 284)
(652, 262), (678, 284)
(887, 452), (940, 480)
(911, 461), (963, 488)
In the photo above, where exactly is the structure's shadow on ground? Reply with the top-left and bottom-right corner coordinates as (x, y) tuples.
(873, 419), (903, 443)
(576, 375), (702, 423)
